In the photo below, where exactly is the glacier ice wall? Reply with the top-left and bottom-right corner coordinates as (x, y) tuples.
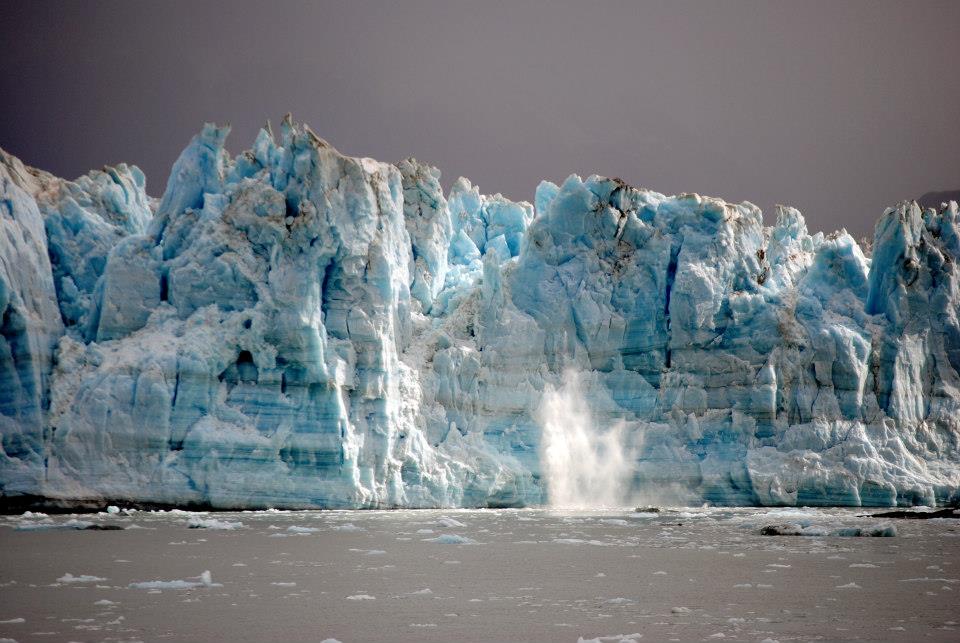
(1, 119), (958, 509)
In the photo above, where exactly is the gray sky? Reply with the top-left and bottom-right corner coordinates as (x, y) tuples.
(1, 1), (957, 238)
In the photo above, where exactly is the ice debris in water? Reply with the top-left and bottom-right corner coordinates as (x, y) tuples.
(760, 523), (897, 537)
(285, 525), (318, 534)
(15, 519), (94, 531)
(1, 120), (960, 510)
(57, 573), (107, 584)
(129, 570), (220, 590)
(187, 517), (243, 530)
(425, 534), (478, 545)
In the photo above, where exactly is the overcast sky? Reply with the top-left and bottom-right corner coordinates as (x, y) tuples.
(1, 0), (957, 238)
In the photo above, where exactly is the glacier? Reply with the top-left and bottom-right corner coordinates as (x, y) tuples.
(1, 118), (959, 509)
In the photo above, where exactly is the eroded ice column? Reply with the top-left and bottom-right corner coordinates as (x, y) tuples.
(0, 153), (64, 495)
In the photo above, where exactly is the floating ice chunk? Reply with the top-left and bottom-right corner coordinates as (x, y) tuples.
(425, 534), (478, 545)
(866, 524), (898, 537)
(393, 588), (433, 598)
(346, 594), (376, 600)
(57, 574), (107, 584)
(332, 523), (364, 532)
(16, 519), (94, 532)
(348, 548), (386, 555)
(553, 538), (607, 546)
(759, 524), (817, 536)
(436, 516), (466, 528)
(129, 570), (221, 590)
(831, 524), (897, 537)
(286, 526), (318, 534)
(187, 518), (243, 530)
(760, 523), (896, 537)
(130, 579), (201, 590)
(836, 582), (862, 589)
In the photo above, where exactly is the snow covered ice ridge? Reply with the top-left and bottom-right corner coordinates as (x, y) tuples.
(1, 118), (959, 509)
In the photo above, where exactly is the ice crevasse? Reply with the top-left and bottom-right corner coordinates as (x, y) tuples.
(1, 119), (958, 509)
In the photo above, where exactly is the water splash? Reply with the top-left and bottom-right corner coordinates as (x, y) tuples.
(537, 370), (634, 509)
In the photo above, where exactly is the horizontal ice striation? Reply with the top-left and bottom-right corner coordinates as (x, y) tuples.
(1, 119), (958, 509)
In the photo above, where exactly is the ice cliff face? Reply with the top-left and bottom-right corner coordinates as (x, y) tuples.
(1, 119), (958, 509)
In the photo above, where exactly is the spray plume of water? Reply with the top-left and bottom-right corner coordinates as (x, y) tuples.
(537, 370), (634, 509)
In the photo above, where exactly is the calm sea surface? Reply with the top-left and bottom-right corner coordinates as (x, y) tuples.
(1, 507), (958, 642)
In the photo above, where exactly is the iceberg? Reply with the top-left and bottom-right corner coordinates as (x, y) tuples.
(1, 118), (958, 509)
